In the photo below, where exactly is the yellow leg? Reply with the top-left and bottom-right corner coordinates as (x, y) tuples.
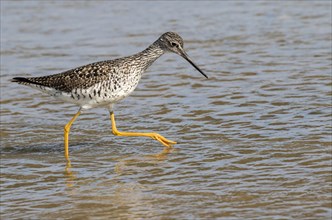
(64, 110), (81, 162)
(110, 112), (176, 147)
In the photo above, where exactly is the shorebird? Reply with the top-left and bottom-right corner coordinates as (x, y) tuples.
(12, 32), (208, 162)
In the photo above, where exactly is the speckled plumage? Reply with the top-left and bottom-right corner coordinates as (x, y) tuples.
(12, 32), (207, 110)
(12, 32), (208, 161)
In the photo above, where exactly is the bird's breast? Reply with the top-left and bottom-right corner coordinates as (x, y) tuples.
(57, 70), (142, 109)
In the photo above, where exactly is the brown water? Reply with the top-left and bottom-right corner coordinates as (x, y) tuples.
(1, 1), (331, 219)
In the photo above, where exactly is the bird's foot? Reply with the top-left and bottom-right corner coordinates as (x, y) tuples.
(151, 133), (177, 148)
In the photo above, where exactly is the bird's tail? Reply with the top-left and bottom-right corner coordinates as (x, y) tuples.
(12, 77), (44, 87)
(12, 76), (61, 97)
(12, 77), (32, 83)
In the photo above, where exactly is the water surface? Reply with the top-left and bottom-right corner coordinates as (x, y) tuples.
(1, 1), (331, 219)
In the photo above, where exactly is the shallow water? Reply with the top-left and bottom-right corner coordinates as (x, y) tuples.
(1, 1), (331, 219)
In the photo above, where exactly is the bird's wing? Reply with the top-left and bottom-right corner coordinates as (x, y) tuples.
(12, 61), (115, 93)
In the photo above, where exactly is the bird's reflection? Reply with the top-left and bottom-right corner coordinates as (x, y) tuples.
(146, 146), (174, 160)
(114, 146), (174, 174)
(64, 146), (174, 187)
(64, 160), (77, 188)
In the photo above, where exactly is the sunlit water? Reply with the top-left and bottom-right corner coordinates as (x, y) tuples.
(1, 1), (331, 219)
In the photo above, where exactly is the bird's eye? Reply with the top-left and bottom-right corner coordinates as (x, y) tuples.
(171, 42), (178, 47)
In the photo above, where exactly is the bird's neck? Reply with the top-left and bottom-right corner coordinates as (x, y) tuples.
(134, 43), (165, 71)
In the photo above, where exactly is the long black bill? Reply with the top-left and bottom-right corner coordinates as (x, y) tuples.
(180, 50), (208, 79)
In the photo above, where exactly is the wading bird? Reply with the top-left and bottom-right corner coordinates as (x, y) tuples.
(12, 32), (208, 163)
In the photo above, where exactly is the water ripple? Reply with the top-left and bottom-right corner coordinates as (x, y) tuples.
(1, 1), (331, 219)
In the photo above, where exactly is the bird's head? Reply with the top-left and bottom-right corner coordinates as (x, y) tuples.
(156, 32), (208, 79)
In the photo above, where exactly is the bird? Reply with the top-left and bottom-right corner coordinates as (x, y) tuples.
(12, 32), (208, 163)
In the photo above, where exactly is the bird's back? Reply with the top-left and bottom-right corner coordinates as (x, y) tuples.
(13, 60), (120, 92)
(12, 38), (169, 109)
(12, 57), (145, 109)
